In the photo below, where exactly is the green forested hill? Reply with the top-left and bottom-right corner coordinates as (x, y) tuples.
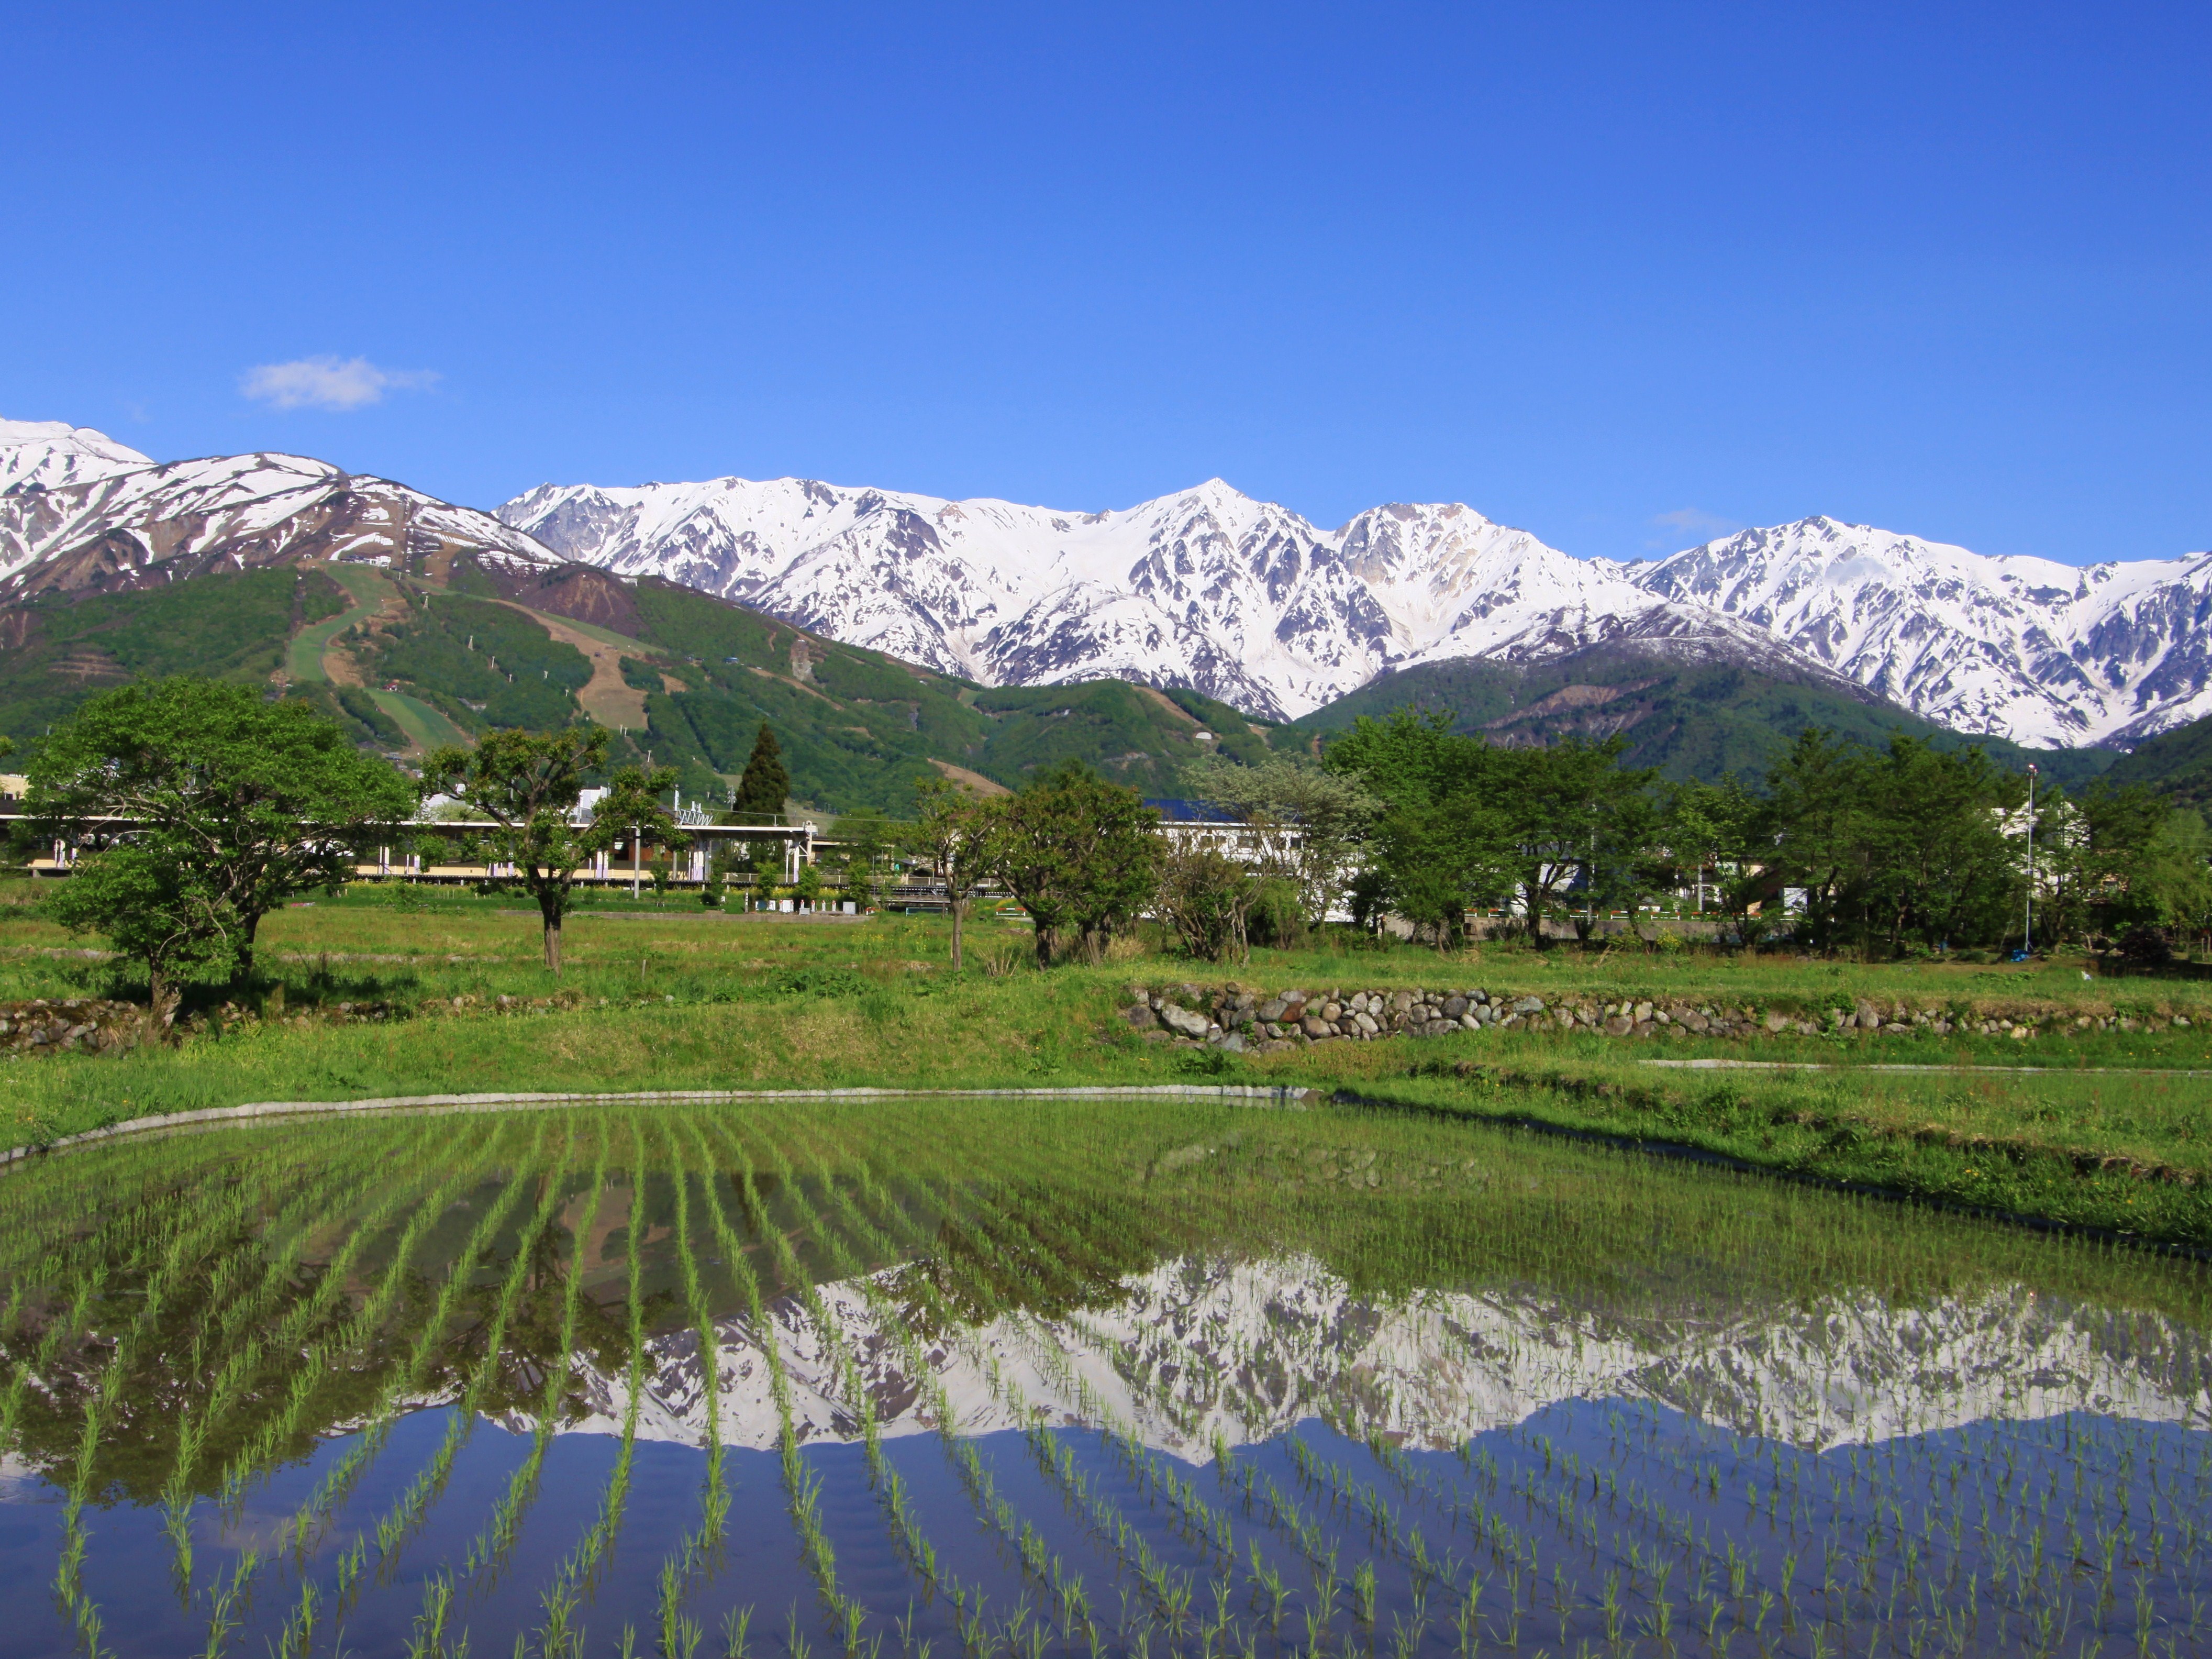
(617, 580), (1273, 808)
(0, 561), (1284, 811)
(0, 559), (2126, 805)
(2103, 713), (2212, 807)
(0, 569), (347, 746)
(1278, 646), (2118, 788)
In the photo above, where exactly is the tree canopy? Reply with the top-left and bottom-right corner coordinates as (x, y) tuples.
(1313, 705), (2212, 957)
(423, 726), (685, 972)
(27, 679), (413, 995)
(987, 761), (1161, 966)
(734, 722), (791, 819)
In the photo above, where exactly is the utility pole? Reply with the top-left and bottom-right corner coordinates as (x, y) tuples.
(632, 826), (642, 899)
(2024, 764), (2037, 956)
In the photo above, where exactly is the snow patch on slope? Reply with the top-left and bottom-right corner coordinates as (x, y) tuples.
(540, 1255), (2208, 1459)
(504, 473), (2212, 745)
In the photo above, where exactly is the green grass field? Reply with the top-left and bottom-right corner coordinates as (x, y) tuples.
(283, 564), (394, 684)
(365, 687), (470, 751)
(4, 879), (2209, 1244)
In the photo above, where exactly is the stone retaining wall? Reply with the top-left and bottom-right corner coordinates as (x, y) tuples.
(0, 999), (150, 1057)
(1122, 983), (2195, 1052)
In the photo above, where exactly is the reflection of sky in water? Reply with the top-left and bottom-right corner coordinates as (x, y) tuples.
(1, 1109), (2208, 1659)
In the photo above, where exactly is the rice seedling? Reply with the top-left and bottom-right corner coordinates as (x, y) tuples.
(366, 1130), (579, 1580)
(463, 1127), (608, 1585)
(1, 1094), (2207, 1655)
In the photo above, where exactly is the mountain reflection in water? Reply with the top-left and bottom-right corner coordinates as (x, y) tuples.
(0, 1099), (2206, 1659)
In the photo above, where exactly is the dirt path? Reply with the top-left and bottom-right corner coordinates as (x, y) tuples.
(489, 601), (652, 729)
(928, 758), (1010, 795)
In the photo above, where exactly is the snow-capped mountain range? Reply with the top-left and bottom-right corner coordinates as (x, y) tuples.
(501, 473), (2212, 745)
(552, 1253), (2208, 1459)
(5, 416), (2210, 747)
(0, 418), (553, 600)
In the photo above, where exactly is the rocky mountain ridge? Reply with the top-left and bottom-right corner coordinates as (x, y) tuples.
(7, 419), (2208, 748)
(548, 1253), (2207, 1459)
(503, 472), (2212, 745)
(0, 420), (555, 601)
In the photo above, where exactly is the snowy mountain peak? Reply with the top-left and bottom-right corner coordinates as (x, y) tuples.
(497, 468), (2212, 743)
(0, 428), (558, 599)
(0, 418), (154, 493)
(8, 413), (2212, 750)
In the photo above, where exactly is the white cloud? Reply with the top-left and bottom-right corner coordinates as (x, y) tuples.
(1651, 506), (1742, 538)
(1646, 507), (1746, 550)
(239, 356), (438, 411)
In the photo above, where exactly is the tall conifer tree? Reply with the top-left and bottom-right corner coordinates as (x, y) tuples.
(735, 723), (791, 817)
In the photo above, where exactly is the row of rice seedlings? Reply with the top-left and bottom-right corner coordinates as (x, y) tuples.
(736, 1113), (1132, 1657)
(640, 1119), (730, 1659)
(929, 1182), (1244, 1584)
(750, 1121), (974, 1601)
(284, 1119), (557, 1625)
(937, 1105), (2206, 1654)
(532, 1124), (654, 1659)
(916, 1119), (2159, 1659)
(213, 1125), (524, 1613)
(364, 1129), (581, 1585)
(0, 1140), (201, 1328)
(787, 1115), (1231, 1649)
(1344, 1300), (2194, 1654)
(688, 1117), (876, 1653)
(895, 1132), (1287, 1594)
(462, 1126), (609, 1585)
(190, 1118), (514, 1582)
(160, 1122), (459, 1579)
(0, 1132), (321, 1458)
(985, 1312), (1331, 1650)
(0, 1121), (240, 1277)
(720, 1116), (1092, 1658)
(42, 1129), (365, 1654)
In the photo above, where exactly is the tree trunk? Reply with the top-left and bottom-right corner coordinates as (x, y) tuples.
(949, 895), (968, 970)
(234, 909), (263, 984)
(1033, 923), (1057, 969)
(144, 961), (179, 1047)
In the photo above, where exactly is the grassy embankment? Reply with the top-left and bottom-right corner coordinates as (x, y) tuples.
(3, 877), (2209, 1244)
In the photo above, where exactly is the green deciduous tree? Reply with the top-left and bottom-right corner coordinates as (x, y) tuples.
(989, 761), (1162, 966)
(41, 843), (240, 1027)
(1154, 835), (1262, 962)
(1763, 732), (2022, 957)
(423, 726), (684, 973)
(906, 779), (997, 969)
(734, 722), (790, 819)
(1185, 753), (1379, 940)
(1326, 712), (1658, 948)
(27, 678), (413, 989)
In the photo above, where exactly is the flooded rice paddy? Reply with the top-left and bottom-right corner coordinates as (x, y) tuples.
(1, 1096), (2208, 1658)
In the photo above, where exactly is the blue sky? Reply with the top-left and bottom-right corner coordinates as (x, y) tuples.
(6, 3), (2207, 565)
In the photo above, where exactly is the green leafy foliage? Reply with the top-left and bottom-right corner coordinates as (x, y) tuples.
(1287, 648), (2120, 788)
(0, 571), (332, 749)
(2104, 711), (2212, 809)
(374, 595), (592, 733)
(25, 679), (414, 995)
(421, 727), (683, 971)
(986, 761), (1163, 965)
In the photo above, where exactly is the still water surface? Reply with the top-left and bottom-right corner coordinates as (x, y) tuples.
(0, 1097), (2205, 1657)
